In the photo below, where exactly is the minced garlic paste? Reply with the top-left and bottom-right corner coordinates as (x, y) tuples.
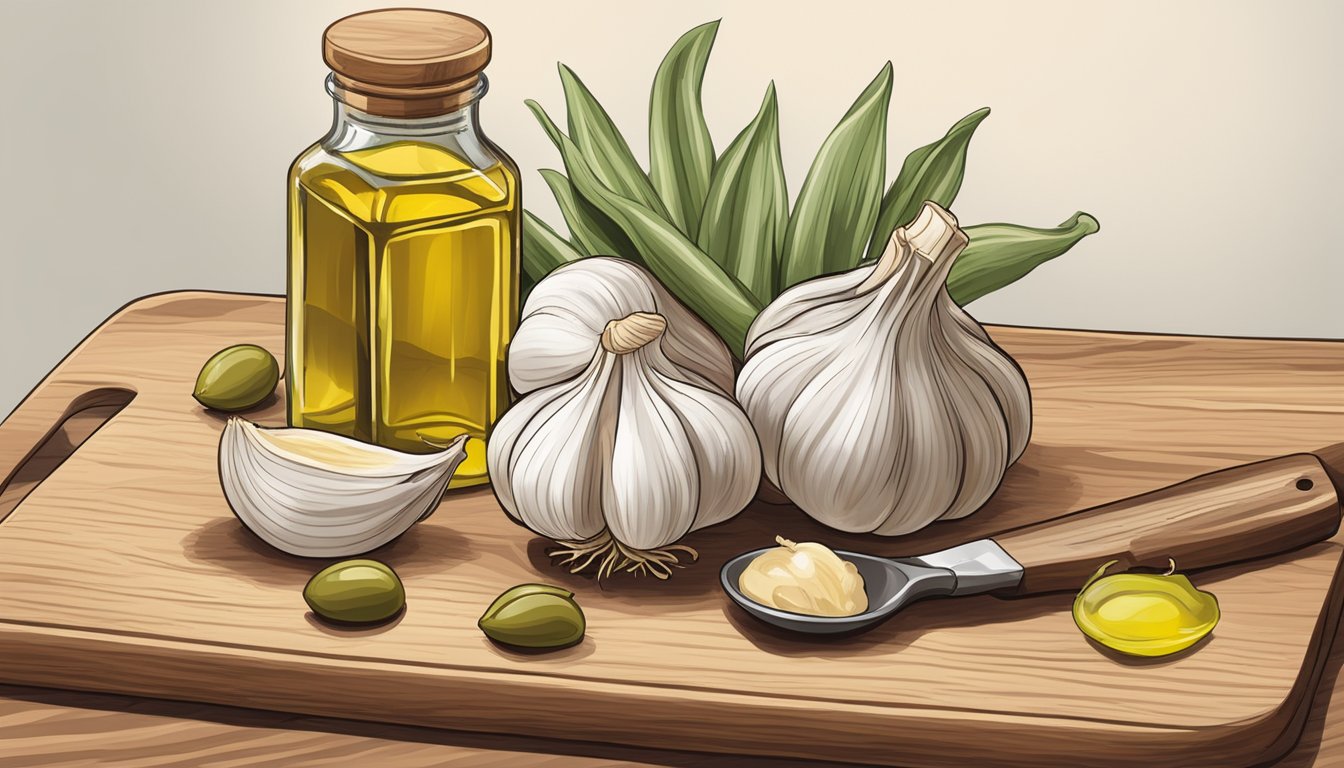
(738, 536), (868, 617)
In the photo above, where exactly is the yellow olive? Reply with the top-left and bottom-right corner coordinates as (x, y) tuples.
(194, 344), (279, 412)
(478, 584), (585, 649)
(304, 559), (405, 624)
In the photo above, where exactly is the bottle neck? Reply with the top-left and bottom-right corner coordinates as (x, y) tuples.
(321, 74), (494, 165)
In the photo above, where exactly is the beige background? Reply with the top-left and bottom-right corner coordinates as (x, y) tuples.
(1, 0), (1340, 417)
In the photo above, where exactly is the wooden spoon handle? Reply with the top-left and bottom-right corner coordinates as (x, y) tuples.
(995, 454), (1341, 595)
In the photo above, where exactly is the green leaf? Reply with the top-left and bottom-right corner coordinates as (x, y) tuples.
(697, 82), (787, 306)
(526, 100), (637, 258)
(557, 64), (671, 219)
(949, 212), (1101, 305)
(522, 209), (584, 280)
(649, 20), (719, 240)
(538, 169), (634, 257)
(526, 98), (565, 149)
(521, 210), (584, 303)
(866, 107), (991, 263)
(779, 62), (892, 288)
(553, 129), (761, 356)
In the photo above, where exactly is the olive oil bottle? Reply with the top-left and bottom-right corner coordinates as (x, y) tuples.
(288, 9), (519, 488)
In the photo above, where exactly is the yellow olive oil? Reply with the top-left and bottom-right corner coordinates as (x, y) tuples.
(1072, 561), (1220, 657)
(288, 140), (519, 488)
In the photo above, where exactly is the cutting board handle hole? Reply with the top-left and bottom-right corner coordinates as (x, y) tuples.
(0, 387), (135, 522)
(1298, 478), (1315, 491)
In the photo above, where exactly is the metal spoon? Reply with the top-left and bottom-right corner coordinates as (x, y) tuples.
(722, 452), (1342, 634)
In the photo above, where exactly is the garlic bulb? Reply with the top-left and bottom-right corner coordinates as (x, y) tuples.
(489, 260), (761, 578)
(219, 417), (468, 557)
(736, 202), (1031, 535)
(738, 536), (868, 617)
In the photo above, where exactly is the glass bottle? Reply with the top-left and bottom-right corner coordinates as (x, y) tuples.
(287, 9), (519, 489)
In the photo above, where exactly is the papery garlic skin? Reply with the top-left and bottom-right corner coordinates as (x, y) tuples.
(507, 258), (736, 395)
(738, 536), (868, 617)
(219, 418), (468, 557)
(737, 202), (1031, 536)
(489, 266), (761, 578)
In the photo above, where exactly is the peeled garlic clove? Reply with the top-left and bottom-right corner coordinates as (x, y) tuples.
(737, 202), (1031, 536)
(219, 418), (468, 557)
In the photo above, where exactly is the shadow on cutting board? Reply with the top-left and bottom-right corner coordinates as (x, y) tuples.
(722, 592), (1069, 658)
(181, 517), (479, 587)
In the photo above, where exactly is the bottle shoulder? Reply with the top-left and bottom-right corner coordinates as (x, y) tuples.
(482, 136), (520, 178)
(291, 137), (516, 227)
(289, 141), (333, 182)
(298, 137), (514, 187)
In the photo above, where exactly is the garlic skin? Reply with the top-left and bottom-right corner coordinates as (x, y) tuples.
(507, 257), (736, 396)
(219, 418), (468, 557)
(739, 536), (868, 617)
(736, 202), (1031, 535)
(489, 263), (760, 578)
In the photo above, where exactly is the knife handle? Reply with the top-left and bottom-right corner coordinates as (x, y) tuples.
(994, 453), (1341, 596)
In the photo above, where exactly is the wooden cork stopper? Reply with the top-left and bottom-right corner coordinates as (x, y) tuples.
(322, 9), (492, 118)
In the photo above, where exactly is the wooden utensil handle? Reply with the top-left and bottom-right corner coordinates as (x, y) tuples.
(995, 454), (1341, 595)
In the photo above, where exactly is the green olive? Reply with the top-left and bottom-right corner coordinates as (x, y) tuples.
(193, 344), (279, 412)
(478, 583), (585, 649)
(303, 559), (405, 624)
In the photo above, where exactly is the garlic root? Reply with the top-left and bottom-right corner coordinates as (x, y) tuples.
(550, 530), (699, 580)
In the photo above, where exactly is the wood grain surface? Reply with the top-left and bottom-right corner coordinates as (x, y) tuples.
(1, 291), (1344, 768)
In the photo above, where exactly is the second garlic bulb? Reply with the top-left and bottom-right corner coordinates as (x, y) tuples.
(736, 202), (1032, 536)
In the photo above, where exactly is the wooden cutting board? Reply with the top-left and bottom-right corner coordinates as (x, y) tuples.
(1, 291), (1343, 768)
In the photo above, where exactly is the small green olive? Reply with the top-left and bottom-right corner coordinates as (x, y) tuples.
(303, 559), (405, 624)
(478, 583), (585, 649)
(194, 344), (279, 412)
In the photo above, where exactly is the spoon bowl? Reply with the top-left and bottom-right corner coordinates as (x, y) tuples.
(720, 547), (959, 635)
